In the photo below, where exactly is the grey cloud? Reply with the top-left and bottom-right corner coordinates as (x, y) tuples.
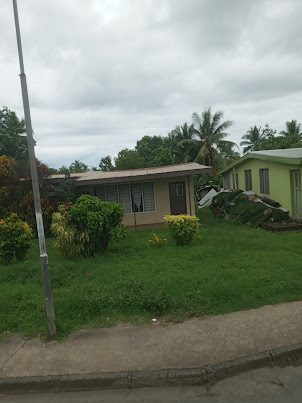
(0, 0), (302, 167)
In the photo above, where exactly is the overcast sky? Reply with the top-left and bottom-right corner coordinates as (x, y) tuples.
(1, 0), (302, 169)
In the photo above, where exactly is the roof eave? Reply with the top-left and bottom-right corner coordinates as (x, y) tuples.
(73, 167), (213, 186)
(219, 154), (302, 175)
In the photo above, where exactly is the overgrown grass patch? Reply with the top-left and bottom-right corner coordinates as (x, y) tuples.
(1, 207), (302, 339)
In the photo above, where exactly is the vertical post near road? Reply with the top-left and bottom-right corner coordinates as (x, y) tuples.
(12, 0), (56, 336)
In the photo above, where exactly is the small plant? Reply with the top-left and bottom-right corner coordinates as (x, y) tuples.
(164, 214), (199, 246)
(148, 232), (167, 247)
(51, 195), (124, 258)
(0, 214), (32, 263)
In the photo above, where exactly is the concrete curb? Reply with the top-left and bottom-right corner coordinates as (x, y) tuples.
(1, 342), (302, 394)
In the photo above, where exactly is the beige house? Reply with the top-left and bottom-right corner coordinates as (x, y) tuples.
(48, 163), (212, 229)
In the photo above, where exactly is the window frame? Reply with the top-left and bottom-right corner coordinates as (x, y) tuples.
(94, 181), (155, 214)
(259, 168), (270, 194)
(244, 170), (252, 191)
(224, 173), (231, 189)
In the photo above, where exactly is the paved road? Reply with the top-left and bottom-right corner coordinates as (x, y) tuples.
(1, 365), (302, 402)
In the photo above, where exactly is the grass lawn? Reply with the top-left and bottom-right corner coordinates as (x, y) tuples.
(1, 207), (302, 339)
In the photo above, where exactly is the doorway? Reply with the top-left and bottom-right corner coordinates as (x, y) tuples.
(169, 182), (187, 215)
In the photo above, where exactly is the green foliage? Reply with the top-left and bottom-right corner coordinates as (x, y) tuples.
(53, 161), (89, 174)
(212, 191), (290, 223)
(0, 156), (55, 236)
(135, 135), (166, 166)
(0, 214), (32, 263)
(148, 232), (168, 247)
(2, 210), (302, 338)
(0, 107), (28, 165)
(51, 207), (90, 259)
(69, 160), (89, 173)
(241, 121), (302, 152)
(99, 155), (114, 171)
(51, 195), (124, 258)
(164, 214), (199, 245)
(47, 172), (80, 203)
(109, 223), (127, 243)
(156, 147), (175, 166)
(114, 148), (146, 170)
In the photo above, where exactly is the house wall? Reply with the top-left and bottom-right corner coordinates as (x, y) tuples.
(78, 175), (196, 228)
(223, 159), (302, 215)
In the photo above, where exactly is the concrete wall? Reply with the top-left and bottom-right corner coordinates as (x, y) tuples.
(223, 159), (302, 215)
(79, 175), (196, 228)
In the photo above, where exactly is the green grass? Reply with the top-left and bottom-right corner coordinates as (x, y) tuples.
(1, 207), (302, 339)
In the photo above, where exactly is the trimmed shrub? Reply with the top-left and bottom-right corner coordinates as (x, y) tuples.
(51, 195), (124, 258)
(164, 214), (199, 246)
(0, 214), (32, 263)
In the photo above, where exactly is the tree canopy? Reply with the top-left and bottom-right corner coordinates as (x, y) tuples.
(114, 148), (146, 170)
(0, 107), (28, 164)
(240, 121), (302, 153)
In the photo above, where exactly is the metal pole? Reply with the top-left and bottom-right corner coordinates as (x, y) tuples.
(12, 0), (56, 336)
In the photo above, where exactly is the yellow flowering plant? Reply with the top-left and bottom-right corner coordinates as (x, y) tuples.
(164, 214), (199, 246)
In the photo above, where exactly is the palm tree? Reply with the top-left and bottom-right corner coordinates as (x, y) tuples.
(280, 120), (302, 144)
(240, 126), (264, 154)
(176, 107), (235, 174)
(170, 123), (197, 163)
(171, 122), (195, 142)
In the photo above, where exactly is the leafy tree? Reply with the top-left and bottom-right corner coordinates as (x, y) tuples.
(56, 165), (70, 174)
(47, 172), (80, 203)
(157, 147), (175, 166)
(280, 120), (302, 145)
(69, 160), (88, 173)
(99, 155), (114, 171)
(219, 142), (240, 165)
(169, 123), (196, 163)
(0, 156), (55, 235)
(171, 123), (195, 142)
(0, 107), (28, 164)
(176, 107), (235, 174)
(135, 136), (165, 166)
(240, 126), (265, 153)
(114, 148), (146, 170)
(256, 123), (302, 150)
(174, 138), (200, 163)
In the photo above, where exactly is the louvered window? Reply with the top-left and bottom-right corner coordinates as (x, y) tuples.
(106, 184), (118, 203)
(118, 184), (131, 213)
(224, 173), (231, 189)
(245, 170), (252, 191)
(94, 182), (155, 213)
(259, 169), (270, 194)
(142, 182), (155, 211)
(94, 185), (106, 201)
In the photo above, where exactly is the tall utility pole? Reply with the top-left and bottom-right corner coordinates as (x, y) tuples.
(12, 0), (56, 336)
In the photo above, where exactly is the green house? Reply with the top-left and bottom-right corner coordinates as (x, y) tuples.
(219, 148), (302, 217)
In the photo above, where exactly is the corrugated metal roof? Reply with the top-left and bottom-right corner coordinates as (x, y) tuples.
(219, 147), (302, 175)
(251, 148), (302, 159)
(48, 162), (212, 186)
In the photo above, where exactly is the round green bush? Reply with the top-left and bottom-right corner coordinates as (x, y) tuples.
(51, 195), (124, 258)
(0, 214), (32, 263)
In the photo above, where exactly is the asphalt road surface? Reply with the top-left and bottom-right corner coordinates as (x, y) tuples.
(1, 364), (302, 402)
